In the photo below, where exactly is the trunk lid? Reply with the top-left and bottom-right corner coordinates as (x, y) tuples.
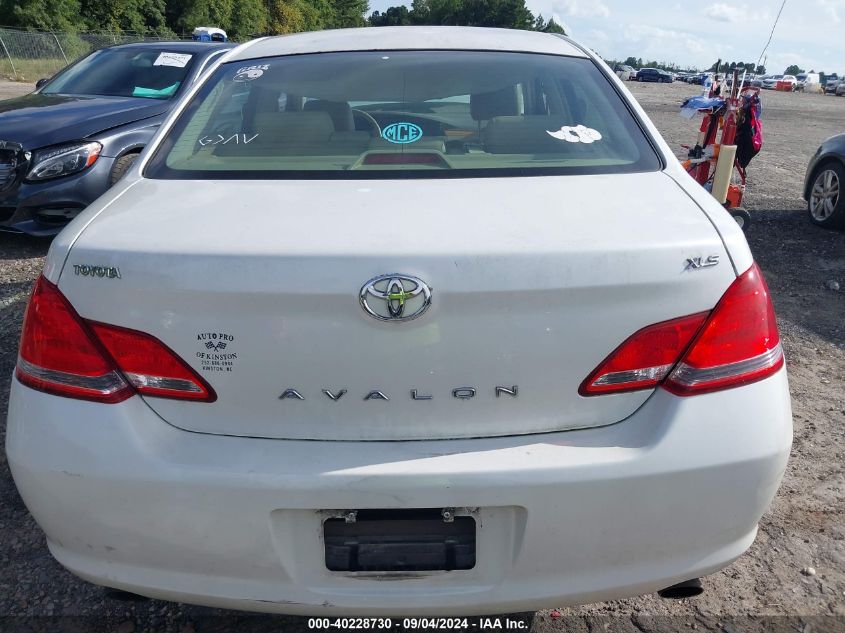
(60, 172), (735, 440)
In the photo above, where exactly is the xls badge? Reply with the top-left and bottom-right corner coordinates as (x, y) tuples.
(359, 274), (431, 322)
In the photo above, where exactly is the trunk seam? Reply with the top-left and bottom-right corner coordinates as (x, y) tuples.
(661, 171), (740, 277)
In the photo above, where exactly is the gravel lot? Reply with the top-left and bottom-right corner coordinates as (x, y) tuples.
(0, 79), (843, 632)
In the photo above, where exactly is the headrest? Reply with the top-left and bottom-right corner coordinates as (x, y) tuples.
(253, 111), (335, 142)
(470, 86), (520, 121)
(302, 100), (355, 132)
(482, 116), (583, 154)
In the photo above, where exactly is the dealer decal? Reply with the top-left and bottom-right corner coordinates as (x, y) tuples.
(546, 124), (603, 143)
(196, 332), (237, 372)
(198, 133), (259, 147)
(234, 64), (269, 82)
(382, 122), (423, 144)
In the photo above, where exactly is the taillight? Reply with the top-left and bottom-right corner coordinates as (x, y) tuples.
(88, 322), (215, 401)
(579, 313), (708, 396)
(16, 276), (215, 404)
(16, 276), (132, 403)
(580, 262), (783, 397)
(663, 262), (783, 395)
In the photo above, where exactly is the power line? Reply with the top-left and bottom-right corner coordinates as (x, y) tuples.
(755, 0), (788, 70)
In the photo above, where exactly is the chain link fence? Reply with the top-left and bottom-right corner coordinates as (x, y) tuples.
(0, 27), (179, 82)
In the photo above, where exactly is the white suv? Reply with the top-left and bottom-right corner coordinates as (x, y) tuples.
(6, 27), (791, 615)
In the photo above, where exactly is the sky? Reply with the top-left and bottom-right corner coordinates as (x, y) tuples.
(367, 0), (845, 74)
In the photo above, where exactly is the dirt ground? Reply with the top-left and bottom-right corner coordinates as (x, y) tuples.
(0, 79), (843, 632)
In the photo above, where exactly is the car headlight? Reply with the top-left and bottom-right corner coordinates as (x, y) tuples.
(26, 142), (102, 181)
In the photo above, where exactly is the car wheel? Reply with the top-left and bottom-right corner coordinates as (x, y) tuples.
(638, 76), (643, 82)
(728, 208), (751, 232)
(109, 152), (141, 186)
(808, 162), (845, 229)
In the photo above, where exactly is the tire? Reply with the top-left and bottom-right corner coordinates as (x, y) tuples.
(109, 152), (140, 186)
(807, 161), (845, 229)
(727, 208), (751, 232)
(638, 76), (643, 82)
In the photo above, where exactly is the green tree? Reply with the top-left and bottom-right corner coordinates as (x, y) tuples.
(392, 0), (535, 29)
(168, 0), (234, 36)
(3, 0), (83, 31)
(327, 0), (369, 28)
(533, 14), (564, 33)
(78, 0), (171, 35)
(230, 0), (269, 38)
(410, 0), (431, 23)
(543, 18), (565, 34)
(784, 64), (804, 75)
(299, 0), (333, 31)
(437, 0), (533, 29)
(268, 0), (306, 33)
(370, 6), (412, 26)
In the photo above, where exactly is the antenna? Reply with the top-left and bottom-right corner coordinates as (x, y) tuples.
(756, 0), (787, 71)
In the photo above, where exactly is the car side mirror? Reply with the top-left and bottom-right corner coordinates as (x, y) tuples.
(36, 78), (50, 90)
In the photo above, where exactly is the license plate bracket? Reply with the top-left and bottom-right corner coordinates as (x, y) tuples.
(323, 509), (476, 572)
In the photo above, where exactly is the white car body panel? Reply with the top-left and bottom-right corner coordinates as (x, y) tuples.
(232, 26), (588, 60)
(7, 370), (791, 615)
(57, 172), (734, 440)
(8, 26), (791, 613)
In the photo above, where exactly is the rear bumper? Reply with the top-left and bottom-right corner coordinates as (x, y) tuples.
(6, 369), (792, 615)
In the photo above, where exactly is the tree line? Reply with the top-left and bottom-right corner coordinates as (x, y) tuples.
(707, 60), (767, 75)
(369, 0), (564, 32)
(0, 0), (564, 40)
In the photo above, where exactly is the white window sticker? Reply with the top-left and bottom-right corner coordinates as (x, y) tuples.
(234, 64), (270, 82)
(547, 124), (603, 144)
(154, 52), (193, 68)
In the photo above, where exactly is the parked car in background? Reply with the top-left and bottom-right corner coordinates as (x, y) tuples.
(725, 73), (756, 88)
(795, 73), (820, 92)
(803, 133), (845, 229)
(837, 82), (845, 97)
(761, 74), (783, 89)
(781, 75), (798, 90)
(824, 75), (840, 94)
(614, 64), (637, 80)
(6, 26), (791, 616)
(0, 41), (232, 236)
(687, 72), (713, 85)
(636, 68), (672, 83)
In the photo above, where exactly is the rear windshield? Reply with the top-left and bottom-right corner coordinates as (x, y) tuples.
(146, 50), (660, 179)
(42, 48), (196, 100)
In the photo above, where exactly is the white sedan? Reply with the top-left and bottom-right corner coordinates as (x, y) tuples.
(6, 26), (791, 615)
(615, 64), (637, 80)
